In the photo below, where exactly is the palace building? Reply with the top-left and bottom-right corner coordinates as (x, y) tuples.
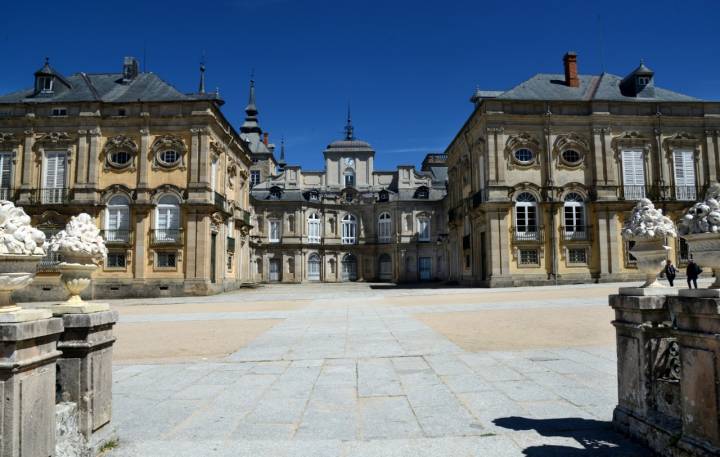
(444, 52), (720, 286)
(247, 99), (449, 283)
(0, 57), (254, 298)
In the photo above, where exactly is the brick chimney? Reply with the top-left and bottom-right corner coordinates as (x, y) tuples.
(563, 52), (579, 88)
(263, 132), (269, 145)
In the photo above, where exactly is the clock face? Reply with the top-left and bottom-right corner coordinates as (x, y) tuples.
(344, 157), (355, 167)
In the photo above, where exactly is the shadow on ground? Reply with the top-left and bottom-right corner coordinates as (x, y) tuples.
(493, 417), (655, 456)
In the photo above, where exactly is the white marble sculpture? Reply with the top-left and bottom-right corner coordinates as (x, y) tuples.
(678, 183), (720, 291)
(0, 201), (49, 319)
(621, 199), (676, 292)
(49, 213), (109, 312)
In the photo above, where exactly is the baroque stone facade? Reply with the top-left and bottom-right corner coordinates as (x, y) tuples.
(0, 57), (254, 298)
(444, 52), (720, 286)
(249, 109), (449, 283)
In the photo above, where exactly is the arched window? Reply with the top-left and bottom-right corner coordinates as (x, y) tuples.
(307, 213), (321, 244)
(417, 213), (431, 241)
(414, 186), (429, 199)
(106, 195), (130, 242)
(155, 194), (180, 242)
(378, 212), (391, 243)
(341, 254), (358, 281)
(344, 168), (355, 187)
(341, 214), (357, 244)
(308, 253), (321, 281)
(515, 192), (538, 240)
(563, 192), (586, 239)
(378, 253), (392, 280)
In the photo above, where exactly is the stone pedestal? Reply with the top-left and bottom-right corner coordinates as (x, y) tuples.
(56, 310), (118, 452)
(0, 317), (64, 457)
(669, 296), (720, 455)
(609, 295), (683, 451)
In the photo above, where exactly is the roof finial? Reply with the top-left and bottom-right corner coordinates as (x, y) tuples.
(280, 137), (286, 162)
(198, 51), (206, 94)
(247, 70), (256, 108)
(45, 56), (49, 65)
(344, 103), (354, 141)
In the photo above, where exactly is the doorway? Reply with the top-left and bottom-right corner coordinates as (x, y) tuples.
(419, 257), (432, 281)
(269, 259), (281, 282)
(210, 233), (217, 283)
(341, 254), (358, 281)
(378, 254), (392, 281)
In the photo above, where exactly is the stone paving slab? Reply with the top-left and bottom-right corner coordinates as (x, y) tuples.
(107, 284), (654, 457)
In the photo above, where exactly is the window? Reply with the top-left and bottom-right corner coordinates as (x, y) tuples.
(561, 149), (581, 165)
(673, 150), (697, 201)
(106, 252), (126, 268)
(117, 108), (127, 117)
(568, 248), (587, 264)
(288, 215), (295, 233)
(344, 168), (355, 187)
(621, 149), (645, 199)
(307, 213), (321, 244)
(210, 157), (218, 193)
(519, 249), (539, 265)
(341, 214), (357, 244)
(308, 190), (319, 201)
(378, 212), (392, 243)
(39, 76), (53, 93)
(250, 170), (261, 188)
(308, 253), (321, 280)
(269, 186), (282, 200)
(637, 76), (650, 88)
(378, 190), (389, 202)
(109, 150), (132, 168)
(156, 252), (177, 268)
(0, 152), (13, 199)
(155, 195), (180, 242)
(514, 148), (534, 164)
(106, 195), (130, 242)
(341, 254), (358, 281)
(515, 192), (538, 239)
(414, 186), (429, 199)
(158, 149), (180, 167)
(51, 107), (67, 117)
(269, 219), (281, 242)
(227, 254), (233, 272)
(417, 214), (431, 241)
(43, 151), (67, 203)
(563, 193), (585, 237)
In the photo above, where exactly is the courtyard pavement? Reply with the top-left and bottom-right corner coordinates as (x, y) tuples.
(103, 282), (666, 457)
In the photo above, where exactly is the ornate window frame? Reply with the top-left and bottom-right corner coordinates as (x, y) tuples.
(553, 133), (589, 170)
(103, 135), (138, 172)
(0, 132), (21, 187)
(662, 132), (702, 179)
(151, 135), (187, 171)
(505, 133), (541, 170)
(611, 131), (652, 184)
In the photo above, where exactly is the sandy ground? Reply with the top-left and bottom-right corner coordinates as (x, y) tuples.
(415, 306), (615, 351)
(114, 319), (281, 363)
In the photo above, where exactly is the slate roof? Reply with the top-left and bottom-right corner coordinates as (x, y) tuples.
(0, 72), (221, 104)
(324, 139), (374, 153)
(486, 73), (700, 103)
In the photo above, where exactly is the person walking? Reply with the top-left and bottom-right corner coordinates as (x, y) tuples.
(686, 259), (702, 289)
(664, 260), (677, 287)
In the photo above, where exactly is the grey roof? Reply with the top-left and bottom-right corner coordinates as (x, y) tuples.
(324, 139), (375, 153)
(0, 72), (221, 104)
(491, 73), (700, 102)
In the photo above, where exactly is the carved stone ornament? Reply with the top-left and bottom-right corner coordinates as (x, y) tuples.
(0, 201), (46, 256)
(622, 199), (677, 241)
(48, 213), (108, 265)
(36, 131), (73, 144)
(151, 135), (187, 170)
(103, 135), (138, 171)
(611, 131), (652, 157)
(662, 132), (701, 158)
(151, 184), (185, 203)
(554, 133), (589, 169)
(0, 132), (17, 144)
(505, 132), (541, 169)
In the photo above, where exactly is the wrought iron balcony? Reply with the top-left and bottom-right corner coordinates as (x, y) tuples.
(513, 229), (544, 243)
(560, 226), (592, 242)
(31, 188), (71, 204)
(669, 185), (698, 201)
(620, 185), (647, 201)
(151, 229), (183, 245)
(227, 237), (236, 252)
(102, 230), (133, 244)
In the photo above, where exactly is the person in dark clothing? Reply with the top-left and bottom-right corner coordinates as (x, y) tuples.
(664, 260), (677, 287)
(686, 259), (702, 289)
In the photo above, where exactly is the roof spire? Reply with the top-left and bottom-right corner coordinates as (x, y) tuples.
(198, 52), (206, 94)
(240, 73), (261, 135)
(344, 104), (354, 141)
(280, 137), (286, 162)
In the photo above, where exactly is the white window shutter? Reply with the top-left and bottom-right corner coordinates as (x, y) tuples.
(0, 153), (11, 189)
(157, 207), (168, 229)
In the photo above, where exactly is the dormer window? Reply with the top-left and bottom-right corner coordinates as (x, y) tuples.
(307, 190), (320, 202)
(637, 76), (650, 88)
(378, 190), (389, 202)
(414, 186), (430, 199)
(39, 76), (53, 93)
(269, 186), (283, 200)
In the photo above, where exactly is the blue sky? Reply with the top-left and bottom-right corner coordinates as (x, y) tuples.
(1, 0), (718, 170)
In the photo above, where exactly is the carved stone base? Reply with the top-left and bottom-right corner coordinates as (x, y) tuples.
(50, 303), (110, 315)
(620, 287), (679, 296)
(0, 308), (52, 323)
(678, 288), (720, 298)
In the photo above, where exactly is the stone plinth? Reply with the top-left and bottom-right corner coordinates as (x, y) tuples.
(56, 310), (118, 452)
(609, 295), (683, 452)
(669, 295), (720, 454)
(0, 317), (64, 457)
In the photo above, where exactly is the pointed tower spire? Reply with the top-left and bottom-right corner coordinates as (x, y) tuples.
(240, 72), (262, 135)
(198, 52), (206, 94)
(344, 104), (355, 141)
